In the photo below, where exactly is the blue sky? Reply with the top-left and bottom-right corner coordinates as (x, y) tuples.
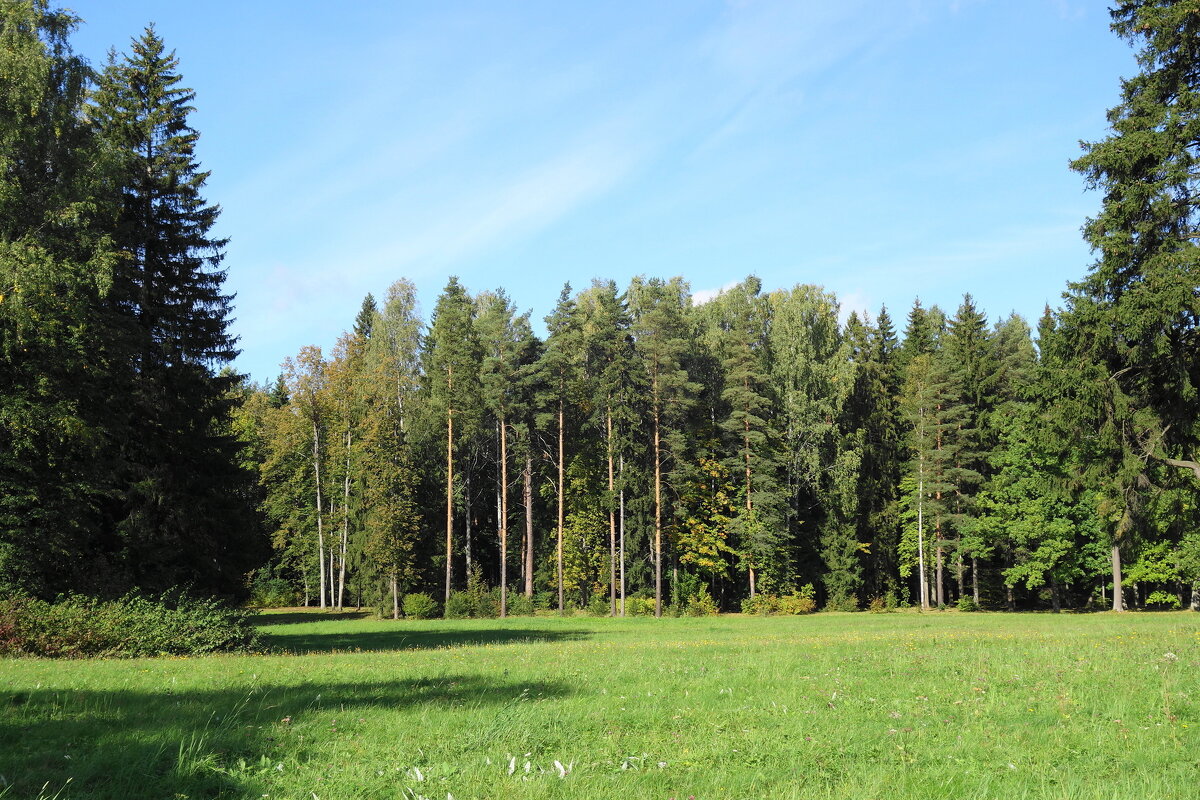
(67, 1), (1133, 383)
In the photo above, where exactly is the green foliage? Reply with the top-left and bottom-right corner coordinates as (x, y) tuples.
(444, 591), (474, 619)
(0, 592), (258, 658)
(506, 593), (535, 616)
(248, 569), (295, 608)
(401, 592), (438, 620)
(956, 596), (980, 612)
(585, 595), (610, 616)
(780, 584), (818, 615)
(684, 587), (719, 616)
(626, 596), (657, 616)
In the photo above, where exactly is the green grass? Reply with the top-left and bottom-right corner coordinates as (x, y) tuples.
(2, 610), (1197, 799)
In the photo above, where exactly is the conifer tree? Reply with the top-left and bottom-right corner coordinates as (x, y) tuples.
(423, 277), (481, 604)
(536, 284), (584, 613)
(92, 26), (254, 595)
(629, 276), (697, 616)
(1065, 0), (1200, 610)
(477, 289), (536, 616)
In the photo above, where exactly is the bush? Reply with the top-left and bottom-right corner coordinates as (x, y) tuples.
(586, 595), (611, 616)
(0, 592), (259, 658)
(824, 592), (859, 612)
(779, 584), (818, 615)
(247, 567), (295, 608)
(867, 596), (888, 613)
(402, 593), (438, 620)
(741, 594), (779, 615)
(956, 596), (980, 612)
(1144, 590), (1181, 610)
(685, 588), (719, 616)
(626, 597), (657, 616)
(444, 591), (474, 619)
(533, 591), (555, 611)
(506, 592), (534, 616)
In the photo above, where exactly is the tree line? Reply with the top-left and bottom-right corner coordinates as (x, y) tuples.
(2, 1), (1197, 614)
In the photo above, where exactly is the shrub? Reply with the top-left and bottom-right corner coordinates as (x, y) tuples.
(685, 588), (719, 616)
(626, 597), (657, 616)
(444, 591), (474, 619)
(402, 593), (438, 620)
(586, 595), (610, 616)
(0, 592), (259, 658)
(1144, 590), (1181, 610)
(741, 594), (779, 615)
(533, 591), (555, 611)
(956, 596), (980, 612)
(867, 595), (888, 613)
(824, 592), (859, 612)
(779, 584), (818, 615)
(247, 567), (295, 608)
(506, 592), (534, 616)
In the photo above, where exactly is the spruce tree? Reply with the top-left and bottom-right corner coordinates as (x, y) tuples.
(90, 26), (253, 595)
(1065, 0), (1200, 610)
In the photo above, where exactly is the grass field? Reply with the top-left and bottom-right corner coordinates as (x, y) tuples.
(1, 610), (1197, 799)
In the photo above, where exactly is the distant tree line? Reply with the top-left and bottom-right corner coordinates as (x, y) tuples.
(2, 0), (1197, 613)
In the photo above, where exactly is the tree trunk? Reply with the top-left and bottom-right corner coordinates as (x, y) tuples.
(339, 427), (351, 610)
(465, 470), (473, 581)
(524, 453), (534, 598)
(1050, 576), (1061, 613)
(606, 406), (616, 616)
(619, 453), (626, 616)
(313, 422), (326, 610)
(392, 572), (399, 620)
(1111, 542), (1124, 612)
(445, 385), (454, 604)
(917, 435), (928, 611)
(499, 416), (508, 617)
(972, 556), (979, 604)
(935, 538), (944, 608)
(557, 398), (565, 614)
(654, 408), (663, 618)
(955, 551), (964, 601)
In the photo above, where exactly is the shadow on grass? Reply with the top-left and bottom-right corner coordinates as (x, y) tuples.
(261, 625), (590, 654)
(248, 610), (372, 626)
(0, 674), (570, 800)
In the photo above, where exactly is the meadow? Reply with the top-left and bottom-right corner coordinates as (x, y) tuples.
(1, 610), (1197, 799)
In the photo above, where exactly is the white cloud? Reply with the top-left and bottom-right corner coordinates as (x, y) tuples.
(691, 279), (741, 306)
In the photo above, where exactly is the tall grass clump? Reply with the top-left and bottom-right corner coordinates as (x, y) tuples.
(0, 591), (259, 658)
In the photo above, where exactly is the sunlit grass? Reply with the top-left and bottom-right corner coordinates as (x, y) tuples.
(2, 610), (1197, 798)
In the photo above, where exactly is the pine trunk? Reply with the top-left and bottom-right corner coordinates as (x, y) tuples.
(654, 408), (663, 618)
(524, 453), (534, 598)
(607, 406), (617, 616)
(499, 416), (508, 618)
(445, 373), (454, 604)
(557, 398), (565, 615)
(619, 453), (626, 616)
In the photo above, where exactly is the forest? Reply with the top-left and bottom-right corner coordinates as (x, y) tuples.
(2, 0), (1198, 619)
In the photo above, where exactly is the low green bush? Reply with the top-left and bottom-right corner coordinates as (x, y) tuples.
(444, 591), (474, 619)
(741, 593), (778, 615)
(586, 595), (610, 616)
(0, 592), (259, 658)
(505, 592), (534, 616)
(823, 591), (859, 612)
(685, 588), (719, 616)
(402, 592), (438, 619)
(626, 596), (657, 616)
(956, 596), (981, 612)
(779, 584), (818, 615)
